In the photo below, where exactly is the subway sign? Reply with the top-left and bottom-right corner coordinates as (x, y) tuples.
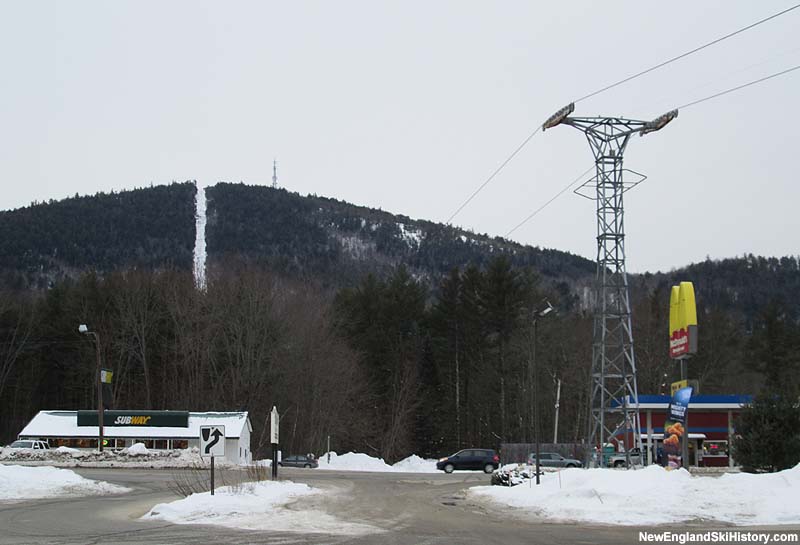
(77, 410), (189, 427)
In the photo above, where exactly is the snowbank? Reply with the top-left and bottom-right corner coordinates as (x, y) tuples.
(0, 446), (220, 468)
(315, 452), (437, 473)
(471, 464), (800, 526)
(0, 464), (130, 500)
(144, 480), (379, 535)
(391, 454), (439, 473)
(122, 443), (149, 456)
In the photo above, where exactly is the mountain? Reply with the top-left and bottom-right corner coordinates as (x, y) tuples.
(2, 181), (798, 324)
(0, 183), (196, 290)
(0, 182), (596, 293)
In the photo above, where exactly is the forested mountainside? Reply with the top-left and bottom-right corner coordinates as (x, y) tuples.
(205, 182), (596, 292)
(0, 181), (595, 293)
(640, 255), (800, 325)
(0, 183), (196, 290)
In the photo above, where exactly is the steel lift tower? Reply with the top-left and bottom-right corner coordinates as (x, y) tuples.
(542, 103), (677, 466)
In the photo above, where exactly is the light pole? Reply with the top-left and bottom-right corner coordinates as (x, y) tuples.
(79, 324), (104, 452)
(553, 375), (562, 445)
(533, 301), (554, 485)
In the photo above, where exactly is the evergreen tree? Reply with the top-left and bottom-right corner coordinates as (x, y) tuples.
(732, 394), (800, 472)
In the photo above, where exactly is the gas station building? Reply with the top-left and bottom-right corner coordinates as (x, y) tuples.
(634, 394), (752, 467)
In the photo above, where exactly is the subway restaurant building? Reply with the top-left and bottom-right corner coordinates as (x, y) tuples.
(18, 410), (252, 465)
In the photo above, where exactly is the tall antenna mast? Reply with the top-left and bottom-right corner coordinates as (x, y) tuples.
(272, 159), (278, 189)
(543, 103), (678, 466)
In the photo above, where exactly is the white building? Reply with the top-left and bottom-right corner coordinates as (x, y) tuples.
(18, 410), (253, 465)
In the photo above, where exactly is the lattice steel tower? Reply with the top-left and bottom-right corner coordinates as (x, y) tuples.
(543, 103), (677, 465)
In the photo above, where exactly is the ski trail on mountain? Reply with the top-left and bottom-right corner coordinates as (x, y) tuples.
(193, 181), (207, 290)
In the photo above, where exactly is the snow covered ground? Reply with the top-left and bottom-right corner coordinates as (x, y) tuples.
(0, 464), (130, 501)
(315, 452), (438, 473)
(471, 464), (800, 526)
(0, 445), (218, 468)
(144, 480), (380, 536)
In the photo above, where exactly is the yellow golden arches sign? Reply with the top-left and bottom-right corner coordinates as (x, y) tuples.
(669, 281), (698, 358)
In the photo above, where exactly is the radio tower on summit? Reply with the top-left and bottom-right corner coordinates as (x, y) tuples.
(272, 159), (278, 189)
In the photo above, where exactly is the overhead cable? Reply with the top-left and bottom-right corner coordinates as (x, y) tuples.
(507, 63), (800, 236)
(448, 4), (800, 225)
(446, 126), (541, 224)
(505, 165), (595, 237)
(675, 63), (800, 110)
(573, 3), (800, 104)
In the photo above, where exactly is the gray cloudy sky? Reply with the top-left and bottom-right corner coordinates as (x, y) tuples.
(1, 1), (798, 273)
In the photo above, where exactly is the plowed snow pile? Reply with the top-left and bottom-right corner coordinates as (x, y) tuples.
(316, 452), (437, 472)
(0, 464), (130, 500)
(144, 481), (380, 535)
(470, 464), (800, 526)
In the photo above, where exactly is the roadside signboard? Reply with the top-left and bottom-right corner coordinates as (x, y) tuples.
(270, 406), (279, 480)
(270, 406), (279, 444)
(200, 425), (225, 458)
(670, 380), (688, 397)
(663, 386), (693, 469)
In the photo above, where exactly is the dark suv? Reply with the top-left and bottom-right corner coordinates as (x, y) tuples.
(278, 454), (319, 468)
(436, 449), (499, 474)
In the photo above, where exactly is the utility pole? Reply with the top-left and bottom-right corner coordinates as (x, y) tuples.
(543, 103), (678, 467)
(272, 159), (278, 189)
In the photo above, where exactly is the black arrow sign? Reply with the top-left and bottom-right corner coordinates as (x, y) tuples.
(204, 428), (223, 454)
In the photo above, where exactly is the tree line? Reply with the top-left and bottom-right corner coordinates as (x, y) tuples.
(1, 257), (798, 461)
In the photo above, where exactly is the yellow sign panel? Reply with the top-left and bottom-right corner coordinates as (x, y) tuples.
(671, 379), (688, 397)
(669, 282), (698, 358)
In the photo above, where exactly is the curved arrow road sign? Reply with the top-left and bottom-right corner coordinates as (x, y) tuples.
(200, 425), (225, 457)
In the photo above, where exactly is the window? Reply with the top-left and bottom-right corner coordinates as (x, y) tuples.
(172, 440), (188, 449)
(702, 440), (728, 457)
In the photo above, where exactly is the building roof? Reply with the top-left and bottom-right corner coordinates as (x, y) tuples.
(636, 394), (752, 410)
(613, 395), (753, 410)
(19, 411), (251, 439)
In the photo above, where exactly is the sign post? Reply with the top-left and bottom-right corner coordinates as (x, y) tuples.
(669, 282), (698, 467)
(270, 406), (279, 480)
(200, 425), (225, 495)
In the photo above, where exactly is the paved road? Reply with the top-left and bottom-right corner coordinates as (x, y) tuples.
(0, 467), (794, 544)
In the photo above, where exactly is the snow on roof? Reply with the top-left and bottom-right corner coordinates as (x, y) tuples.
(19, 411), (250, 440)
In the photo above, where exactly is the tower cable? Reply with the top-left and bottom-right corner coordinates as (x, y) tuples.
(573, 3), (800, 104)
(448, 4), (800, 225)
(507, 62), (800, 235)
(675, 63), (800, 110)
(446, 126), (541, 224)
(505, 165), (595, 237)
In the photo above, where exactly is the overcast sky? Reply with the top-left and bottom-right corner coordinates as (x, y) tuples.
(1, 1), (798, 273)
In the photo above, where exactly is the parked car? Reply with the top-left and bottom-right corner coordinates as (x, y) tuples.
(608, 447), (643, 468)
(436, 448), (499, 474)
(278, 454), (318, 468)
(527, 451), (582, 468)
(6, 440), (50, 450)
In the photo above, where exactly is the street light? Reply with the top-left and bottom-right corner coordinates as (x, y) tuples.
(532, 300), (555, 485)
(79, 324), (104, 452)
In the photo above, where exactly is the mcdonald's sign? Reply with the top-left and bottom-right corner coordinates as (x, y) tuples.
(669, 281), (697, 358)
